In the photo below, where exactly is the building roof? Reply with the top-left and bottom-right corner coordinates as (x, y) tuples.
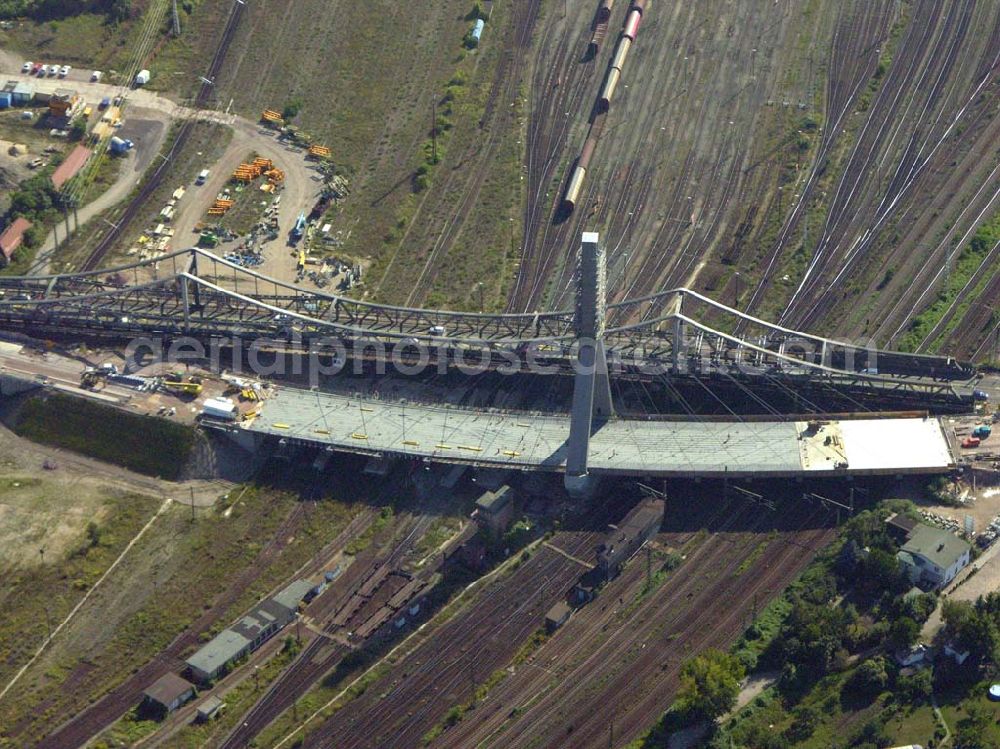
(196, 695), (224, 717)
(476, 485), (513, 513)
(143, 672), (194, 706)
(12, 82), (34, 96)
(2, 81), (16, 93)
(272, 579), (313, 612)
(0, 217), (32, 260)
(901, 524), (971, 570)
(546, 601), (572, 622)
(185, 628), (250, 676)
(51, 145), (92, 190)
(886, 513), (919, 536)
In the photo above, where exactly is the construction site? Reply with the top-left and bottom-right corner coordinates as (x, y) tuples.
(1, 0), (1000, 748)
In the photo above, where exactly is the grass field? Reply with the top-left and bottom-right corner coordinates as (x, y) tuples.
(0, 484), (360, 746)
(13, 394), (197, 479)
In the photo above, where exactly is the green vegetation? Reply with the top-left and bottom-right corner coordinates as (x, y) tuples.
(345, 505), (394, 555)
(899, 209), (1000, 352)
(632, 497), (1000, 748)
(675, 649), (746, 722)
(14, 394), (197, 479)
(1, 483), (358, 745)
(422, 628), (548, 744)
(0, 0), (130, 23)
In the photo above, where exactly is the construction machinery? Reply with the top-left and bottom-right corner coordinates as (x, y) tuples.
(161, 372), (204, 397)
(261, 109), (284, 127)
(308, 144), (331, 160)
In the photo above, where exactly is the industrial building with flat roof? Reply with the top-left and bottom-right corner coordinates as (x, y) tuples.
(185, 579), (311, 682)
(142, 672), (195, 714)
(240, 388), (956, 478)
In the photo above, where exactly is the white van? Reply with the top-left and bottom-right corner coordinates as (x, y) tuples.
(196, 169), (210, 185)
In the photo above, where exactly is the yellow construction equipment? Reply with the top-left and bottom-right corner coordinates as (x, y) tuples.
(261, 109), (283, 124)
(265, 168), (285, 184)
(308, 145), (331, 159)
(162, 380), (203, 396)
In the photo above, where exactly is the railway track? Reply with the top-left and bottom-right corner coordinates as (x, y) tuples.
(439, 500), (833, 748)
(297, 532), (601, 748)
(78, 0), (246, 272)
(403, 0), (542, 307)
(30, 501), (306, 749)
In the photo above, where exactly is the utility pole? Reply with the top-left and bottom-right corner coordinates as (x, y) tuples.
(477, 282), (485, 312)
(189, 486), (195, 523)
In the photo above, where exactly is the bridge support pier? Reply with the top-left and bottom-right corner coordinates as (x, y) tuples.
(565, 231), (614, 496)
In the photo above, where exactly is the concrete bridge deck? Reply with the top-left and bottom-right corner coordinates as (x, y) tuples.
(240, 387), (955, 478)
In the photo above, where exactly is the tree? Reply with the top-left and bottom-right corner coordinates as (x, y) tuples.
(887, 616), (921, 651)
(675, 649), (745, 721)
(282, 99), (303, 121)
(784, 704), (819, 742)
(86, 521), (101, 547)
(896, 668), (932, 703)
(847, 657), (889, 699)
(943, 600), (1000, 667)
(954, 703), (992, 749)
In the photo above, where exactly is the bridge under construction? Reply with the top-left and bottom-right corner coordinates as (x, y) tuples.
(231, 386), (955, 479)
(0, 232), (983, 490)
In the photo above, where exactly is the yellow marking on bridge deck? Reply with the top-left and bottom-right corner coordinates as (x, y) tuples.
(435, 444), (453, 450)
(273, 423), (291, 429)
(403, 440), (420, 446)
(458, 445), (483, 452)
(314, 429), (330, 435)
(351, 433), (368, 440)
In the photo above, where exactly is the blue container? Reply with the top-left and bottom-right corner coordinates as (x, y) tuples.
(0, 92), (10, 109)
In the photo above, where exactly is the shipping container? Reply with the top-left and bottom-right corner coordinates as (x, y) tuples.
(611, 36), (632, 71)
(598, 67), (621, 112)
(562, 165), (587, 213)
(201, 397), (237, 421)
(623, 9), (642, 40)
(0, 92), (9, 109)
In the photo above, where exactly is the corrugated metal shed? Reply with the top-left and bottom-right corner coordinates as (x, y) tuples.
(470, 18), (485, 44)
(51, 145), (92, 190)
(11, 81), (35, 103)
(0, 217), (32, 262)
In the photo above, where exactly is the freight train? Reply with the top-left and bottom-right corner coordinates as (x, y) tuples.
(563, 0), (650, 214)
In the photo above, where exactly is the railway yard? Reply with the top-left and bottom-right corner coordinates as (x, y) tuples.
(2, 0), (1000, 748)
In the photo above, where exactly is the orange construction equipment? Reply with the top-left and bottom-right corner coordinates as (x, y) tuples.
(261, 109), (283, 124)
(265, 168), (285, 184)
(252, 157), (273, 170)
(308, 145), (331, 159)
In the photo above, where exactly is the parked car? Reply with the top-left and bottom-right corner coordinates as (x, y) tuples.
(21, 61), (32, 73)
(59, 65), (71, 77)
(31, 62), (43, 75)
(47, 64), (59, 77)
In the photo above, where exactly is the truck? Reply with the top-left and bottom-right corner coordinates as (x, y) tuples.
(109, 136), (134, 154)
(972, 425), (992, 439)
(200, 397), (237, 422)
(196, 169), (210, 185)
(134, 69), (151, 86)
(962, 436), (981, 449)
(291, 212), (307, 242)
